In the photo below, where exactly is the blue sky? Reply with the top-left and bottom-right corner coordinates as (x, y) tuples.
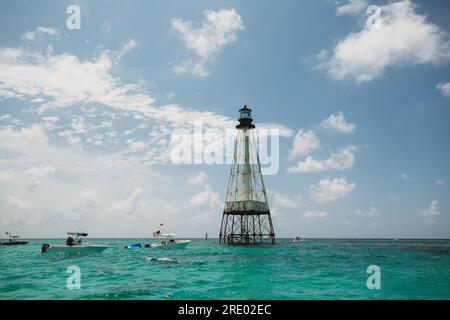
(0, 0), (449, 238)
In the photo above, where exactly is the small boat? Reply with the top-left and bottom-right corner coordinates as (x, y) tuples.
(145, 239), (191, 249)
(1, 232), (29, 246)
(145, 224), (191, 249)
(125, 243), (142, 249)
(291, 236), (303, 243)
(41, 232), (111, 255)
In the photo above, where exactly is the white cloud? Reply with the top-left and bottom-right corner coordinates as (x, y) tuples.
(25, 165), (55, 191)
(189, 185), (222, 209)
(0, 47), (154, 111)
(319, 0), (450, 83)
(0, 114), (12, 121)
(272, 192), (302, 208)
(270, 206), (285, 226)
(188, 171), (209, 186)
(336, 0), (368, 16)
(188, 171), (222, 209)
(187, 171), (223, 226)
(310, 178), (355, 203)
(0, 46), (291, 144)
(5, 194), (34, 209)
(71, 116), (88, 134)
(173, 59), (210, 77)
(288, 129), (320, 159)
(22, 27), (60, 41)
(86, 135), (104, 146)
(64, 190), (100, 221)
(0, 37), (294, 236)
(0, 170), (14, 182)
(109, 188), (143, 216)
(436, 82), (450, 98)
(171, 8), (244, 77)
(40, 116), (59, 130)
(126, 139), (146, 151)
(354, 206), (381, 217)
(115, 39), (138, 61)
(321, 111), (355, 133)
(25, 165), (55, 178)
(302, 210), (328, 219)
(288, 146), (356, 173)
(0, 124), (184, 236)
(172, 9), (244, 60)
(257, 122), (294, 138)
(435, 179), (446, 185)
(400, 173), (412, 181)
(420, 200), (442, 223)
(58, 130), (81, 145)
(0, 125), (50, 156)
(124, 124), (146, 136)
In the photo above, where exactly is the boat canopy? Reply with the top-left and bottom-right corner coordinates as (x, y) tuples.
(6, 232), (20, 239)
(67, 232), (88, 237)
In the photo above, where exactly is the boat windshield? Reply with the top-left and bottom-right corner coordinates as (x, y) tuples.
(66, 232), (87, 245)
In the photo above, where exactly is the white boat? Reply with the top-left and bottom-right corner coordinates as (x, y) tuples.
(145, 239), (191, 249)
(291, 236), (303, 243)
(41, 232), (112, 255)
(145, 224), (191, 249)
(1, 232), (29, 246)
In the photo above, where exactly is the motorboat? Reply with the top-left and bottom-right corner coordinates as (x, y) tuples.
(41, 232), (111, 254)
(145, 239), (191, 249)
(1, 232), (29, 246)
(146, 225), (191, 249)
(291, 236), (303, 243)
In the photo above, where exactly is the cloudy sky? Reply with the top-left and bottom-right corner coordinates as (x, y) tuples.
(0, 0), (449, 238)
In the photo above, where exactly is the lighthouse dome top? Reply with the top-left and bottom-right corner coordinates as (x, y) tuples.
(239, 105), (252, 118)
(236, 105), (255, 129)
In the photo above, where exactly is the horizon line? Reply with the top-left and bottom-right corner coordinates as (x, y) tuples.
(4, 237), (450, 240)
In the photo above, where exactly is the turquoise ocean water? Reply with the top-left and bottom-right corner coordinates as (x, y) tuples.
(0, 239), (449, 300)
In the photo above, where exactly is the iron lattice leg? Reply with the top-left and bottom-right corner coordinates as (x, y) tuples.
(219, 212), (275, 245)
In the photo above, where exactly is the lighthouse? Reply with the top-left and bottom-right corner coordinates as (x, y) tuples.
(219, 106), (275, 245)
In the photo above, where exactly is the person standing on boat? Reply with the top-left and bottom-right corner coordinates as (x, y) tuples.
(66, 236), (74, 246)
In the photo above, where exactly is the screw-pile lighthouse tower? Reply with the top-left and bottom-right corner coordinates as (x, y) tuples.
(219, 106), (275, 245)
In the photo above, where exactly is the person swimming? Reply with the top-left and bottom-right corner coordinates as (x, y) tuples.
(41, 243), (50, 253)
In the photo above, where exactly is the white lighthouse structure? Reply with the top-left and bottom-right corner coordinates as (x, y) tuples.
(219, 106), (275, 245)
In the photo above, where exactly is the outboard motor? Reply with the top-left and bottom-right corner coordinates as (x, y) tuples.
(41, 243), (50, 253)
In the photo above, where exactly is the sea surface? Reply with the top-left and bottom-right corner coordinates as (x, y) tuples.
(1, 238), (449, 300)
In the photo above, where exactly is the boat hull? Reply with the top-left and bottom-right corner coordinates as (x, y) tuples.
(44, 244), (111, 255)
(147, 240), (191, 249)
(1, 241), (29, 246)
(126, 243), (142, 249)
